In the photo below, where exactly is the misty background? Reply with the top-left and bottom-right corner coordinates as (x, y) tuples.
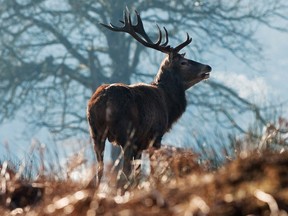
(0, 0), (287, 167)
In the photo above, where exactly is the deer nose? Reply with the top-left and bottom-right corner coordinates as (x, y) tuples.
(204, 65), (212, 72)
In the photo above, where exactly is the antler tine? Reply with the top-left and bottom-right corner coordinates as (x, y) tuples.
(99, 9), (131, 32)
(134, 10), (153, 44)
(133, 11), (171, 53)
(100, 21), (127, 32)
(173, 33), (192, 53)
(126, 9), (133, 27)
(155, 24), (163, 46)
(161, 27), (169, 47)
(134, 11), (168, 48)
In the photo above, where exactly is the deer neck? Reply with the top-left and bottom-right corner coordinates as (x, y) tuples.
(152, 66), (187, 127)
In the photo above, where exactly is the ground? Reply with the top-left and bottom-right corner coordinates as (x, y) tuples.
(0, 147), (287, 215)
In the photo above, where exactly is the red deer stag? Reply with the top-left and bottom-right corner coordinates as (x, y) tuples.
(87, 9), (211, 184)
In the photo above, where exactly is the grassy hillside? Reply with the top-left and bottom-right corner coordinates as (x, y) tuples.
(0, 146), (287, 216)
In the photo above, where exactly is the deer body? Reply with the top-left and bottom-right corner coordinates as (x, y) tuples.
(87, 10), (211, 184)
(88, 82), (169, 150)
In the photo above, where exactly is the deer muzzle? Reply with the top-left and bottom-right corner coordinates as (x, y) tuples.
(199, 65), (212, 79)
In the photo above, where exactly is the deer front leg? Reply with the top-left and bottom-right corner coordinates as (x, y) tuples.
(122, 145), (133, 179)
(116, 144), (134, 189)
(152, 135), (162, 149)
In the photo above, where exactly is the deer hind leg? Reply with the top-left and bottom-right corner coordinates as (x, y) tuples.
(94, 142), (105, 184)
(90, 130), (106, 186)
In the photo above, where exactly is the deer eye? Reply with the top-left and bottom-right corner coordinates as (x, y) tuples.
(181, 62), (187, 65)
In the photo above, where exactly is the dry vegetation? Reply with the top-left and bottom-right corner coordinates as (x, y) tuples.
(1, 119), (288, 216)
(1, 149), (288, 216)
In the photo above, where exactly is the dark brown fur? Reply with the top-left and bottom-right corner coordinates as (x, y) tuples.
(87, 53), (211, 183)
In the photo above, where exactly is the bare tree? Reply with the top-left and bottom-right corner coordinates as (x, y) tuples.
(0, 0), (287, 142)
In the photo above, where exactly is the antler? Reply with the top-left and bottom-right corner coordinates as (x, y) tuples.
(100, 9), (191, 54)
(174, 33), (192, 53)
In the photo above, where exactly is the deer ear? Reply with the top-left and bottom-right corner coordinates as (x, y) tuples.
(181, 53), (186, 57)
(169, 51), (181, 62)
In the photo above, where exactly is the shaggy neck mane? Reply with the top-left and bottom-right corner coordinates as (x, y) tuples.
(152, 59), (187, 128)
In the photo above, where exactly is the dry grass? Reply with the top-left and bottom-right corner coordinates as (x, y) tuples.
(0, 145), (288, 216)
